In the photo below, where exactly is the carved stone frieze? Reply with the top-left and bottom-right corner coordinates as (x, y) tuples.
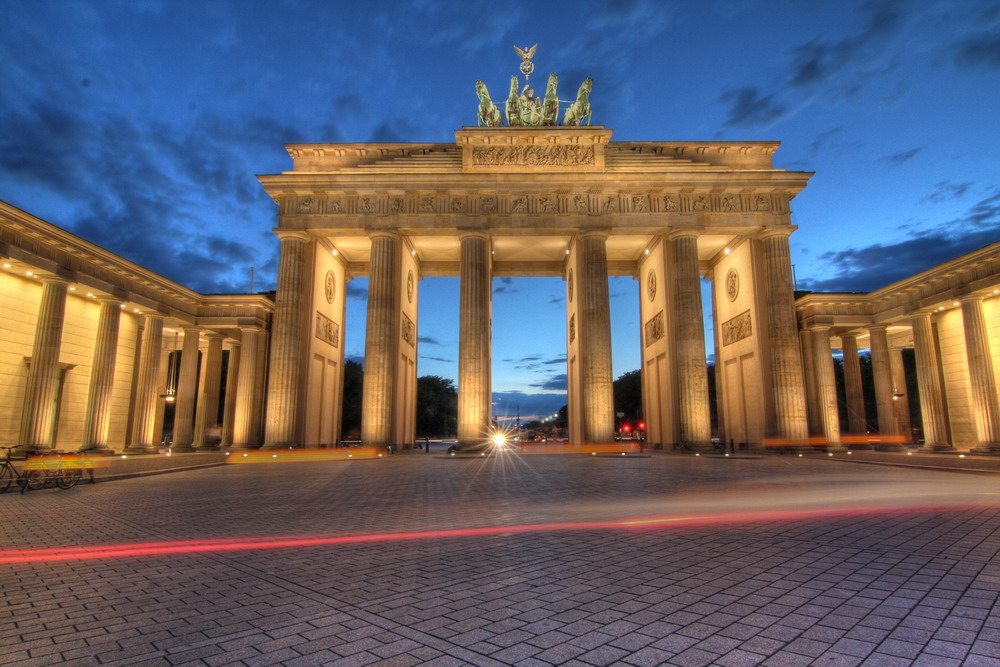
(471, 145), (595, 167)
(721, 310), (752, 346)
(569, 314), (576, 343)
(281, 190), (785, 218)
(402, 312), (416, 347)
(645, 310), (665, 347)
(315, 311), (339, 348)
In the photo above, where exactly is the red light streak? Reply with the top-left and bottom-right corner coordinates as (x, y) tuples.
(0, 504), (979, 565)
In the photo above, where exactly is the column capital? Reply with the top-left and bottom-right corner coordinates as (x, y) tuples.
(458, 230), (491, 242)
(94, 294), (122, 304)
(238, 325), (263, 333)
(203, 330), (224, 340)
(868, 324), (888, 333)
(663, 228), (700, 241)
(577, 229), (610, 241)
(960, 294), (985, 305)
(809, 324), (832, 334)
(367, 230), (400, 242)
(37, 274), (70, 286)
(757, 226), (794, 241)
(181, 325), (202, 335)
(275, 230), (312, 243)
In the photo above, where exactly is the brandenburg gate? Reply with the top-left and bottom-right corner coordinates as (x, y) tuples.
(257, 61), (813, 451)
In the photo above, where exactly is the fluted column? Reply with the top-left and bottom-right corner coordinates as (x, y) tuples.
(890, 347), (912, 441)
(170, 326), (201, 451)
(81, 296), (121, 452)
(841, 334), (867, 434)
(264, 231), (311, 448)
(221, 340), (240, 446)
(232, 326), (262, 448)
(577, 232), (614, 443)
(912, 313), (950, 449)
(799, 328), (822, 435)
(669, 232), (711, 448)
(18, 276), (69, 451)
(961, 296), (1000, 451)
(194, 332), (224, 451)
(759, 230), (809, 439)
(868, 326), (897, 438)
(457, 233), (492, 445)
(812, 326), (841, 446)
(126, 314), (163, 453)
(362, 233), (401, 446)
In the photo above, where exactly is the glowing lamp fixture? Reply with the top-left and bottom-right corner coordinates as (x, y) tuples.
(491, 432), (507, 447)
(2, 263), (10, 269)
(724, 247), (731, 255)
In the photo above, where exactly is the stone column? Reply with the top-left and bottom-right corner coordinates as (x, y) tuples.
(170, 326), (201, 451)
(361, 232), (401, 446)
(18, 276), (69, 452)
(668, 232), (711, 448)
(911, 313), (950, 449)
(81, 296), (121, 452)
(961, 296), (1000, 451)
(194, 332), (224, 451)
(232, 326), (262, 448)
(127, 314), (163, 454)
(890, 347), (912, 441)
(799, 328), (821, 435)
(841, 334), (866, 434)
(457, 232), (492, 445)
(576, 232), (614, 443)
(759, 230), (809, 440)
(812, 326), (842, 447)
(264, 231), (311, 448)
(868, 326), (897, 438)
(221, 340), (240, 446)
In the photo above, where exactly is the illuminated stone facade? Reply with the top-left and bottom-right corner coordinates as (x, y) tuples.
(259, 126), (813, 450)
(0, 202), (273, 453)
(796, 242), (1000, 452)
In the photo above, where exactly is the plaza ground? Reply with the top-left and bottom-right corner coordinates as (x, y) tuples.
(1, 453), (999, 666)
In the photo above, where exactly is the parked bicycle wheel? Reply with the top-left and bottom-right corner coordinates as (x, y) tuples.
(23, 469), (46, 491)
(56, 468), (82, 489)
(0, 465), (15, 493)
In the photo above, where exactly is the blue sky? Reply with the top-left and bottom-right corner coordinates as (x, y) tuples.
(2, 0), (998, 419)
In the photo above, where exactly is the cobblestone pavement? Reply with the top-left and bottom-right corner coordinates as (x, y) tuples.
(1, 453), (999, 666)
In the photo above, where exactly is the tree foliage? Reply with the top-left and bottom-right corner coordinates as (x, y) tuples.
(417, 375), (457, 437)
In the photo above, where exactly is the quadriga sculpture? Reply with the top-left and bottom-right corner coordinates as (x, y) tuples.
(563, 77), (592, 126)
(475, 80), (502, 127)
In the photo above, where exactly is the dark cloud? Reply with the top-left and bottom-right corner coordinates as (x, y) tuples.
(719, 87), (785, 128)
(493, 276), (518, 294)
(419, 355), (453, 363)
(418, 335), (441, 345)
(788, 0), (904, 88)
(530, 373), (568, 391)
(542, 356), (566, 366)
(880, 146), (922, 165)
(799, 190), (1000, 292)
(921, 181), (974, 203)
(810, 127), (842, 153)
(954, 32), (1000, 68)
(548, 295), (564, 304)
(346, 282), (367, 299)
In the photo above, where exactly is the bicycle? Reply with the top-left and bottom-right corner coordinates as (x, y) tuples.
(1, 448), (83, 493)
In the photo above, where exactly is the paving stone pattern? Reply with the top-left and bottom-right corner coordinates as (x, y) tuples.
(1, 454), (999, 666)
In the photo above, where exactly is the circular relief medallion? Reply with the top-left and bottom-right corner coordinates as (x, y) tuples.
(324, 270), (336, 304)
(725, 268), (739, 302)
(646, 269), (656, 301)
(406, 270), (415, 304)
(567, 269), (574, 302)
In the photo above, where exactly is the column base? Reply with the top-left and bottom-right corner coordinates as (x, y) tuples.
(170, 445), (197, 453)
(970, 444), (1000, 455)
(919, 442), (955, 453)
(122, 445), (158, 455)
(78, 446), (114, 456)
(825, 443), (848, 453)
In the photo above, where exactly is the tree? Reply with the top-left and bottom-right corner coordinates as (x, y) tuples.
(416, 376), (457, 437)
(340, 360), (363, 440)
(613, 370), (642, 427)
